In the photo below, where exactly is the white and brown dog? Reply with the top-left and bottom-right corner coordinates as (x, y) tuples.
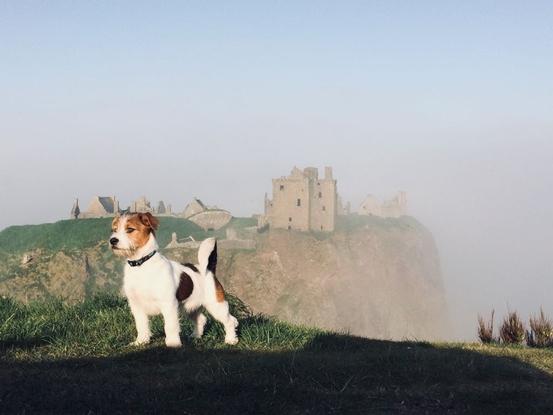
(109, 212), (238, 347)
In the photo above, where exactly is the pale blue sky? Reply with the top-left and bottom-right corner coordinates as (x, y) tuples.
(1, 1), (552, 338)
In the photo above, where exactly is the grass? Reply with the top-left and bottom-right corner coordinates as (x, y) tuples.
(0, 216), (259, 255)
(0, 214), (414, 256)
(335, 213), (422, 233)
(2, 295), (553, 414)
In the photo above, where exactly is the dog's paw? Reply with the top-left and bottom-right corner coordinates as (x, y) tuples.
(224, 337), (239, 345)
(130, 338), (150, 347)
(190, 331), (203, 339)
(165, 337), (183, 348)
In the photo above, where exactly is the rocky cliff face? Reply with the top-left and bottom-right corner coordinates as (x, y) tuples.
(0, 217), (447, 340)
(169, 219), (447, 340)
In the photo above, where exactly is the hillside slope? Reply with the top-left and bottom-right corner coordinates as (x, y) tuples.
(1, 295), (553, 414)
(0, 215), (447, 340)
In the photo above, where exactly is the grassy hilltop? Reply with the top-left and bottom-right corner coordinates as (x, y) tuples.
(1, 219), (553, 413)
(0, 216), (255, 303)
(0, 216), (257, 253)
(1, 294), (553, 414)
(0, 215), (448, 342)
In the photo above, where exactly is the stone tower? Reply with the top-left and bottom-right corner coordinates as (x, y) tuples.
(265, 166), (337, 232)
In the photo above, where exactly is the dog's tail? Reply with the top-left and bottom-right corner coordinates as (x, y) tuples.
(198, 237), (217, 276)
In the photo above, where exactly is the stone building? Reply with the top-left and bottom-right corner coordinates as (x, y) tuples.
(130, 196), (172, 215)
(337, 196), (351, 216)
(359, 191), (407, 218)
(76, 196), (120, 219)
(157, 200), (168, 214)
(183, 198), (207, 219)
(71, 195), (173, 219)
(130, 196), (152, 213)
(69, 195), (215, 221)
(182, 198), (232, 231)
(263, 166), (337, 232)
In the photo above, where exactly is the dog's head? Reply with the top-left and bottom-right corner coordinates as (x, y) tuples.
(109, 212), (159, 258)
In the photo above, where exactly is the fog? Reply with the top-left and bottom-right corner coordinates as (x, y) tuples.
(1, 2), (552, 339)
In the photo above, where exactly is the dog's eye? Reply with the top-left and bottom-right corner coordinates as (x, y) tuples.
(126, 228), (135, 234)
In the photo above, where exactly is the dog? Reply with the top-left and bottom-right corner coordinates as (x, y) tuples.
(109, 212), (238, 347)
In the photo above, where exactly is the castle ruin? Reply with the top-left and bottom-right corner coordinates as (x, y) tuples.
(71, 196), (172, 219)
(262, 166), (338, 232)
(182, 198), (232, 231)
(359, 192), (407, 218)
(68, 168), (408, 234)
(129, 196), (173, 215)
(71, 196), (119, 219)
(70, 195), (230, 231)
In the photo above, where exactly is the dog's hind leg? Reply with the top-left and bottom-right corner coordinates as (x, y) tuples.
(188, 309), (207, 339)
(204, 300), (239, 345)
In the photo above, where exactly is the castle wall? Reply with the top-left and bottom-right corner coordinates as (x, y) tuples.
(130, 196), (152, 213)
(187, 210), (232, 231)
(183, 199), (205, 218)
(309, 178), (337, 232)
(359, 195), (382, 216)
(359, 192), (407, 218)
(270, 176), (311, 231)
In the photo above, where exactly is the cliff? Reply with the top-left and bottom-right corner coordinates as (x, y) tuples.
(0, 215), (447, 339)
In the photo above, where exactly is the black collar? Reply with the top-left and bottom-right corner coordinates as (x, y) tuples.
(128, 250), (157, 267)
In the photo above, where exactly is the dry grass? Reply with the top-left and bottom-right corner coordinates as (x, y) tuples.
(527, 308), (553, 348)
(477, 310), (496, 344)
(499, 311), (526, 345)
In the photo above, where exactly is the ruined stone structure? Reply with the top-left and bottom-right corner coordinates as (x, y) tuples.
(70, 199), (80, 219)
(75, 196), (120, 219)
(183, 198), (207, 219)
(130, 196), (152, 213)
(157, 200), (168, 214)
(130, 196), (173, 215)
(182, 198), (232, 231)
(359, 191), (407, 218)
(337, 196), (351, 216)
(263, 166), (338, 232)
(166, 228), (256, 251)
(71, 195), (173, 219)
(165, 233), (201, 249)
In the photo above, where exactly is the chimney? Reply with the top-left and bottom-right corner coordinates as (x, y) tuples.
(324, 166), (333, 180)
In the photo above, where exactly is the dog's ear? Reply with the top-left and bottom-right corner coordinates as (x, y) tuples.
(139, 212), (159, 232)
(111, 214), (121, 230)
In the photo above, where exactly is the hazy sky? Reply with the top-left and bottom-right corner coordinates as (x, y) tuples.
(1, 1), (552, 338)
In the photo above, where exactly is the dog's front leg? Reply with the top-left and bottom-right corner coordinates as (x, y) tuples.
(161, 301), (182, 348)
(129, 300), (151, 346)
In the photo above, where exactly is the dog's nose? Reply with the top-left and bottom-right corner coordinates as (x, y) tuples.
(110, 237), (119, 246)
